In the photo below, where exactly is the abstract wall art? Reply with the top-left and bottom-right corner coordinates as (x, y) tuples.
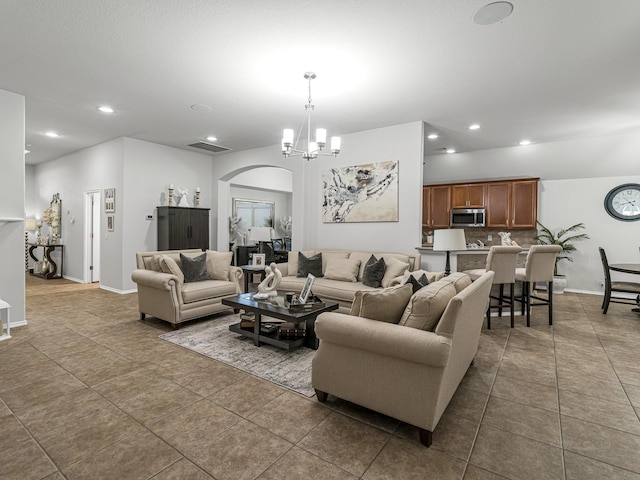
(322, 161), (399, 223)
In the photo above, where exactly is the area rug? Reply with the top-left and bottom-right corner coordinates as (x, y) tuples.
(159, 314), (316, 397)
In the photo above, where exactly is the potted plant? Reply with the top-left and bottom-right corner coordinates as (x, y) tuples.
(535, 221), (590, 293)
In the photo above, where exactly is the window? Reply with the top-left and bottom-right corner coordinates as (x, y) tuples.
(232, 198), (274, 228)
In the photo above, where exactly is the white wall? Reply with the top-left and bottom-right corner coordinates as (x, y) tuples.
(34, 139), (124, 284)
(30, 137), (213, 292)
(0, 90), (26, 327)
(121, 138), (212, 291)
(306, 122), (425, 253)
(424, 131), (640, 292)
(214, 121), (425, 255)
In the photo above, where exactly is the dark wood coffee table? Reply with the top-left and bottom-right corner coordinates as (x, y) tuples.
(222, 294), (339, 350)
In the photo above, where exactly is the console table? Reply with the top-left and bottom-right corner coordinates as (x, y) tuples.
(28, 244), (64, 279)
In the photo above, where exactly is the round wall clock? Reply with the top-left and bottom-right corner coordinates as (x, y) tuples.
(604, 183), (640, 221)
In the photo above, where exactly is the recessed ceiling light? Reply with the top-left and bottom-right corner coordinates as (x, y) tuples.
(206, 136), (218, 142)
(427, 133), (439, 140)
(473, 2), (514, 25)
(191, 104), (213, 113)
(518, 139), (532, 146)
(446, 148), (456, 154)
(24, 149), (30, 154)
(44, 131), (60, 138)
(97, 105), (115, 114)
(469, 124), (480, 130)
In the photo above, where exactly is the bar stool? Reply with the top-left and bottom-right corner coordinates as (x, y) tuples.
(514, 245), (562, 327)
(463, 246), (522, 329)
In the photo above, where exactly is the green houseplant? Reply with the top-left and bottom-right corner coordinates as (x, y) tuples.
(535, 221), (590, 293)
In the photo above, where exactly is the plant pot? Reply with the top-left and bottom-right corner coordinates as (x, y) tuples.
(552, 276), (567, 294)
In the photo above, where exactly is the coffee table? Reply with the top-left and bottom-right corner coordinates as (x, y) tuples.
(222, 294), (339, 350)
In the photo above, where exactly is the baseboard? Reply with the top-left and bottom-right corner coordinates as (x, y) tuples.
(62, 275), (84, 283)
(99, 285), (137, 295)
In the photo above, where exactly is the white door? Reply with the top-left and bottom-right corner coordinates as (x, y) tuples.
(85, 191), (101, 283)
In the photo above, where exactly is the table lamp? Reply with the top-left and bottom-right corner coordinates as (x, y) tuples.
(249, 226), (273, 254)
(433, 229), (467, 276)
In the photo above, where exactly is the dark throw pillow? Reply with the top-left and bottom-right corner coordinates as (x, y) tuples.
(362, 255), (386, 288)
(405, 273), (430, 293)
(180, 253), (209, 283)
(297, 252), (323, 277)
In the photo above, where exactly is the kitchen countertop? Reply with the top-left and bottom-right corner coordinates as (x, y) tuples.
(416, 246), (529, 254)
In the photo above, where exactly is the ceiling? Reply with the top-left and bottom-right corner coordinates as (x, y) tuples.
(3, 0), (640, 165)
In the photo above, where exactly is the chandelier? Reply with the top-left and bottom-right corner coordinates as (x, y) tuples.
(281, 72), (341, 161)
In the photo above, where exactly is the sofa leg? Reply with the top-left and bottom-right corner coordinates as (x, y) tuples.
(172, 323), (181, 330)
(233, 308), (240, 314)
(315, 390), (328, 402)
(140, 313), (146, 320)
(418, 428), (433, 447)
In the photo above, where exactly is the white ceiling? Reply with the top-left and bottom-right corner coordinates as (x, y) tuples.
(3, 0), (640, 165)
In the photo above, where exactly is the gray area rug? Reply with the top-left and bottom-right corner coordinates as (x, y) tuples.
(160, 314), (316, 397)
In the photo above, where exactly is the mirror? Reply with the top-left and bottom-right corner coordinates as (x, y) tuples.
(42, 193), (62, 244)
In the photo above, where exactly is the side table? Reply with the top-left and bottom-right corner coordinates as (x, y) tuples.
(240, 265), (266, 293)
(28, 244), (64, 279)
(0, 299), (11, 341)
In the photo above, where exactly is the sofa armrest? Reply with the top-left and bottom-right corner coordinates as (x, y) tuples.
(315, 312), (451, 367)
(228, 266), (243, 294)
(131, 269), (180, 291)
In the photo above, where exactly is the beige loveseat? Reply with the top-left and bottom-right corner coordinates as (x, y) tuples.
(276, 249), (423, 313)
(312, 271), (494, 447)
(131, 249), (243, 328)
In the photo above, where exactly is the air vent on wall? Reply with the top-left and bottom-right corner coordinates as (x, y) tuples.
(188, 142), (230, 153)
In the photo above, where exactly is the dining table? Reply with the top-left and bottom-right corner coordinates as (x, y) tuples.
(610, 263), (640, 313)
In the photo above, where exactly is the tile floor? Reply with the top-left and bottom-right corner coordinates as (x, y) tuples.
(1, 276), (640, 479)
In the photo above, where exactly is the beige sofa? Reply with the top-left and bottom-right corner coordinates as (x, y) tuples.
(131, 249), (243, 328)
(312, 271), (494, 447)
(276, 249), (423, 312)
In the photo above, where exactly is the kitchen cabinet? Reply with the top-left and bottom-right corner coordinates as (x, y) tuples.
(422, 185), (451, 228)
(451, 184), (486, 208)
(486, 180), (538, 229)
(424, 178), (538, 230)
(157, 206), (210, 250)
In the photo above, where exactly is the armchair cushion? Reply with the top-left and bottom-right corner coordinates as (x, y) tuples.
(324, 258), (361, 282)
(351, 284), (413, 323)
(206, 250), (233, 281)
(180, 253), (209, 283)
(363, 255), (386, 287)
(381, 256), (410, 288)
(399, 279), (457, 331)
(160, 255), (184, 284)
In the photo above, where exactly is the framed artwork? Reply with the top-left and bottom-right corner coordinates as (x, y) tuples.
(105, 188), (116, 213)
(322, 161), (399, 223)
(299, 273), (316, 304)
(107, 215), (114, 232)
(252, 253), (266, 267)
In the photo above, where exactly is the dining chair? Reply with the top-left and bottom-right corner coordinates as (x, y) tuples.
(514, 245), (562, 327)
(463, 246), (522, 329)
(598, 247), (640, 314)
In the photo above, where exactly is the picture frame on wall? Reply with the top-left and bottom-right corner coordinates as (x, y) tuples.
(105, 188), (116, 213)
(252, 253), (266, 268)
(107, 215), (114, 232)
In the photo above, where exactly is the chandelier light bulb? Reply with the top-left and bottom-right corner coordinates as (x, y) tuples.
(331, 136), (341, 153)
(316, 128), (327, 147)
(283, 129), (294, 146)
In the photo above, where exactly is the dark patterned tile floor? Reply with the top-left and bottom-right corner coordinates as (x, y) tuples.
(1, 275), (640, 479)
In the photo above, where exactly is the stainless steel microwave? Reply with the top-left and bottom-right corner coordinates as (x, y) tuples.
(450, 208), (486, 227)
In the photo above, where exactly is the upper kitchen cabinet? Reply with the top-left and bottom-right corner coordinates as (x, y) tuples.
(451, 184), (486, 208)
(422, 185), (451, 228)
(486, 179), (538, 229)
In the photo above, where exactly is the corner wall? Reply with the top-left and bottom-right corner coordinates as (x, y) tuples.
(0, 90), (26, 327)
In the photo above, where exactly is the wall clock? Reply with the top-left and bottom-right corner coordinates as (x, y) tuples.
(604, 183), (640, 221)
